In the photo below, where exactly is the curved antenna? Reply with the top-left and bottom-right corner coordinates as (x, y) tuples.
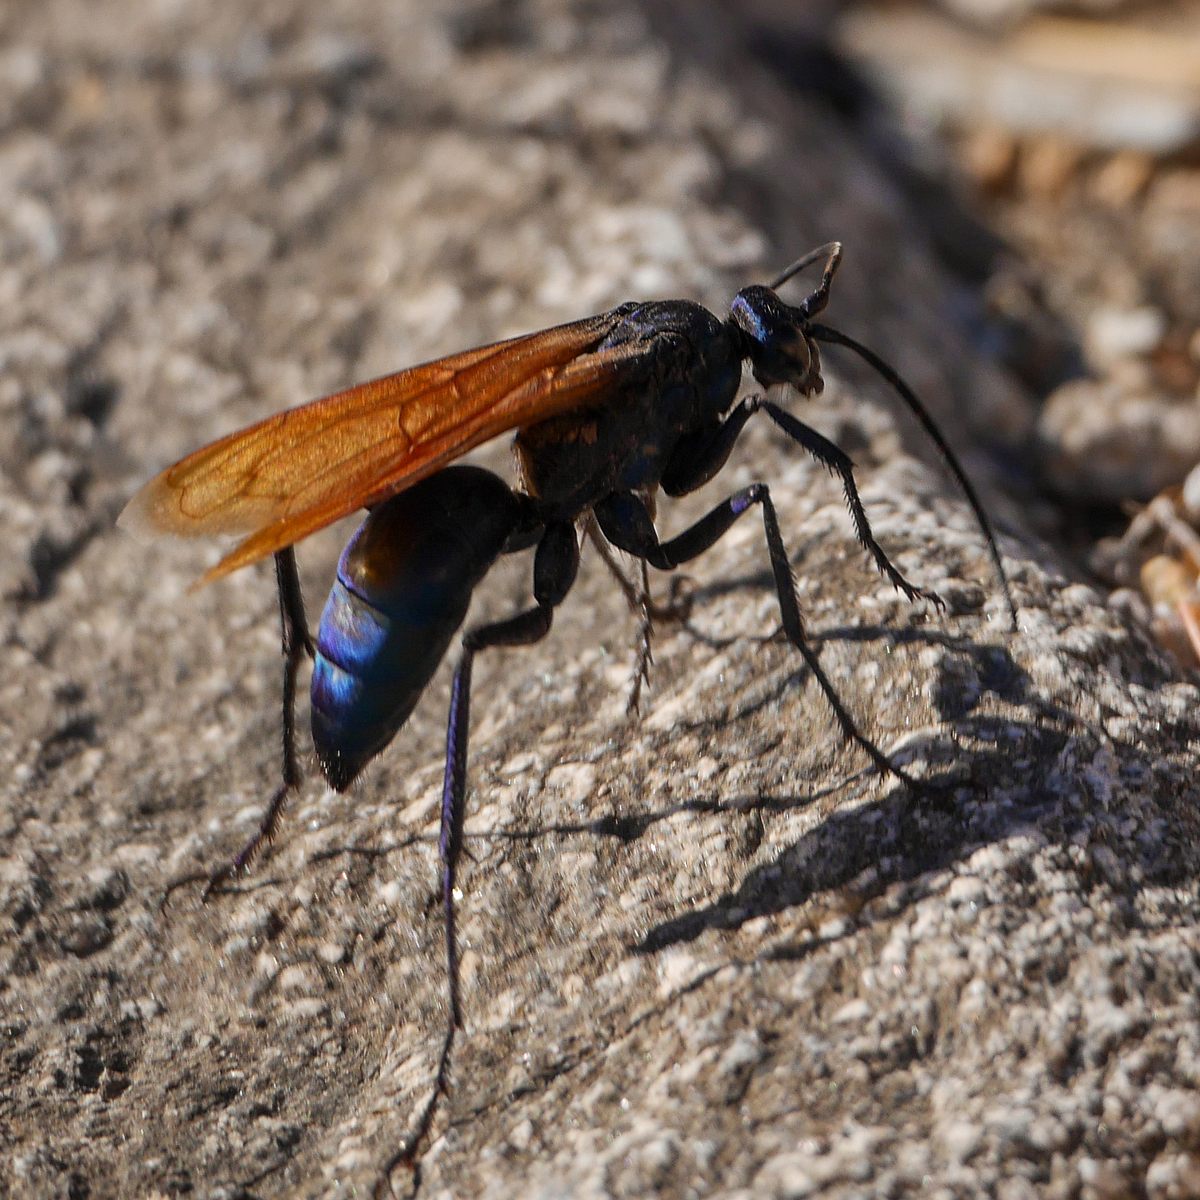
(809, 321), (1019, 631)
(768, 241), (842, 292)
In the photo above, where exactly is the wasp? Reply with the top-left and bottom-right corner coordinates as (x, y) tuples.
(122, 242), (1016, 1173)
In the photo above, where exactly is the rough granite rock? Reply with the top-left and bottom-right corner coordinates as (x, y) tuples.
(2, 2), (1199, 1199)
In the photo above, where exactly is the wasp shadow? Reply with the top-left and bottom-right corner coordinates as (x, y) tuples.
(632, 626), (1199, 953)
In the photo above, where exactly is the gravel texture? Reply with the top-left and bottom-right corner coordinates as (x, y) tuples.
(3, 2), (1199, 1198)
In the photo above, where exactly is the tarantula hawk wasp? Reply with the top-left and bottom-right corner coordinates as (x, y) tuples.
(123, 242), (1016, 1182)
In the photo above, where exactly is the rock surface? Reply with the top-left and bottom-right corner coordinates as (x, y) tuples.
(3, 2), (1199, 1198)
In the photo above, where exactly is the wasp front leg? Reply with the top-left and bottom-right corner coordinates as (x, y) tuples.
(662, 395), (941, 608)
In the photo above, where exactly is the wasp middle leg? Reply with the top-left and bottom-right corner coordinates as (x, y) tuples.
(594, 486), (919, 787)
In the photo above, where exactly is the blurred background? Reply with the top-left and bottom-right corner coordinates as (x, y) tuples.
(737, 0), (1200, 664)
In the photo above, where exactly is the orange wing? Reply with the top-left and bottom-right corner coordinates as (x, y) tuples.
(120, 311), (642, 585)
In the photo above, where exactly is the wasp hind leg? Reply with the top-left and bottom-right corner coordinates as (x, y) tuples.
(383, 520), (579, 1183)
(209, 548), (313, 897)
(161, 548), (314, 907)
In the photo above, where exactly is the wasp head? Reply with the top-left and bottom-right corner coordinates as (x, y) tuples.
(729, 285), (824, 396)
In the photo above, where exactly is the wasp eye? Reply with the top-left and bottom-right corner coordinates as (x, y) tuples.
(730, 287), (818, 391)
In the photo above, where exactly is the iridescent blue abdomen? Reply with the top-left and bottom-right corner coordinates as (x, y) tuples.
(311, 466), (522, 791)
